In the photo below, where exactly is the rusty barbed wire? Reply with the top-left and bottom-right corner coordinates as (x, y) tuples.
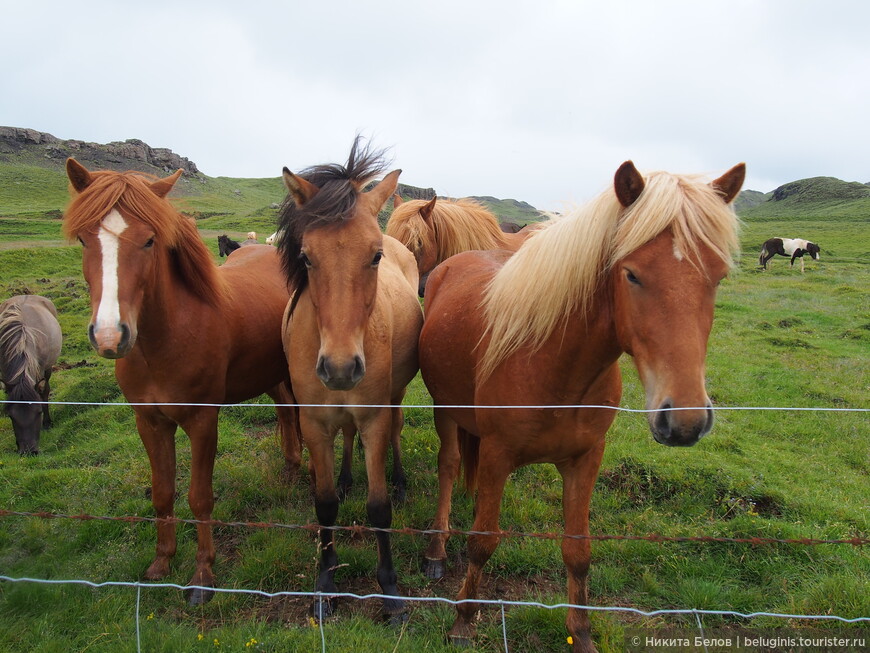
(1, 509), (865, 547)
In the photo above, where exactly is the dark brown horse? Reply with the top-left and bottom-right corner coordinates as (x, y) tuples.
(419, 161), (744, 651)
(277, 139), (422, 623)
(62, 159), (301, 605)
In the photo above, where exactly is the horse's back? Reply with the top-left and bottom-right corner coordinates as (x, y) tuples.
(420, 250), (510, 424)
(0, 295), (62, 368)
(215, 245), (292, 400)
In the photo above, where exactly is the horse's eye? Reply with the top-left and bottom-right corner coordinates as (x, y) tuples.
(77, 237), (85, 247)
(372, 251), (383, 266)
(626, 269), (641, 286)
(300, 252), (312, 268)
(144, 238), (155, 249)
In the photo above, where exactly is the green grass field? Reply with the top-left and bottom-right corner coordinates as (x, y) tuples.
(0, 176), (867, 652)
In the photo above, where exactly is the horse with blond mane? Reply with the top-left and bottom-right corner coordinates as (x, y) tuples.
(419, 161), (745, 651)
(386, 195), (539, 295)
(62, 159), (301, 605)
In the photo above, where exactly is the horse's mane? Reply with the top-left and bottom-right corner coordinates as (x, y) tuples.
(478, 170), (741, 380)
(0, 305), (42, 402)
(385, 197), (507, 263)
(277, 137), (390, 315)
(63, 170), (226, 306)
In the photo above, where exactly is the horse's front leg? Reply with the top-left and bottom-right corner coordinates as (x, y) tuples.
(361, 409), (406, 623)
(136, 409), (178, 582)
(182, 407), (220, 605)
(558, 438), (605, 653)
(302, 410), (340, 621)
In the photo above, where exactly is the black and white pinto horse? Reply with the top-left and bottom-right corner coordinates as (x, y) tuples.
(759, 238), (820, 272)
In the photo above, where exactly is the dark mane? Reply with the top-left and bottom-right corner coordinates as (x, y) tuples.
(277, 137), (390, 315)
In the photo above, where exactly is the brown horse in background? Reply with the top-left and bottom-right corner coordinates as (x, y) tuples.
(386, 195), (539, 295)
(277, 139), (422, 623)
(62, 159), (301, 605)
(419, 161), (745, 651)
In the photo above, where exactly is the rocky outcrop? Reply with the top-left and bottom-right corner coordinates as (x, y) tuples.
(0, 126), (199, 175)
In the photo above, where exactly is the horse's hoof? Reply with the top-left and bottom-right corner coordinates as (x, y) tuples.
(447, 634), (474, 648)
(381, 596), (407, 626)
(309, 597), (336, 622)
(392, 483), (407, 504)
(422, 557), (446, 580)
(384, 610), (409, 627)
(186, 586), (215, 606)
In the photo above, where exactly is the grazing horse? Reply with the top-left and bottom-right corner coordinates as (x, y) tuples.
(0, 295), (62, 455)
(758, 237), (820, 272)
(277, 139), (422, 623)
(217, 234), (241, 257)
(62, 159), (302, 605)
(385, 196), (539, 296)
(419, 161), (745, 651)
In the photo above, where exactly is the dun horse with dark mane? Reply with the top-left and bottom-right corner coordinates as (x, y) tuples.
(419, 161), (744, 651)
(63, 159), (301, 604)
(277, 139), (422, 622)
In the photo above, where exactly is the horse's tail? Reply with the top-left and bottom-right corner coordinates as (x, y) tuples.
(458, 427), (480, 494)
(758, 244), (768, 266)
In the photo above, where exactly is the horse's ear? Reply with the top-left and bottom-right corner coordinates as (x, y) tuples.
(66, 158), (93, 193)
(710, 163), (746, 204)
(393, 193), (404, 208)
(283, 167), (320, 206)
(419, 196), (438, 224)
(150, 169), (183, 198)
(365, 169), (402, 212)
(35, 379), (47, 394)
(614, 161), (645, 207)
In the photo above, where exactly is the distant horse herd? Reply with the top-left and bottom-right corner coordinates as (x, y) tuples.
(2, 141), (825, 651)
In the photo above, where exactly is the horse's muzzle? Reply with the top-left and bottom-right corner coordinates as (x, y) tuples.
(649, 399), (714, 447)
(89, 322), (133, 359)
(316, 354), (366, 391)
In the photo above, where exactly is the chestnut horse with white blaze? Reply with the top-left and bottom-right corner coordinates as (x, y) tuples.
(63, 159), (301, 605)
(419, 161), (745, 651)
(277, 139), (422, 623)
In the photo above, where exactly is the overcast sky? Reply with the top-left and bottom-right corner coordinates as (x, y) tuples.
(3, 1), (867, 210)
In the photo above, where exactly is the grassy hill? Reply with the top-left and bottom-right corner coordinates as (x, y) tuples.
(739, 177), (870, 222)
(0, 129), (544, 237)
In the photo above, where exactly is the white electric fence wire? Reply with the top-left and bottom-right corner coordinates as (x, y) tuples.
(1, 576), (868, 624)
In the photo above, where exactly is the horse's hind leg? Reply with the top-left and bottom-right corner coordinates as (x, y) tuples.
(558, 440), (605, 653)
(448, 441), (511, 646)
(336, 421), (357, 501)
(268, 383), (302, 482)
(422, 409), (460, 579)
(389, 403), (407, 503)
(136, 410), (179, 582)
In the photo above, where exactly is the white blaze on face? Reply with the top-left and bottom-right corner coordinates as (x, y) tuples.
(95, 209), (128, 331)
